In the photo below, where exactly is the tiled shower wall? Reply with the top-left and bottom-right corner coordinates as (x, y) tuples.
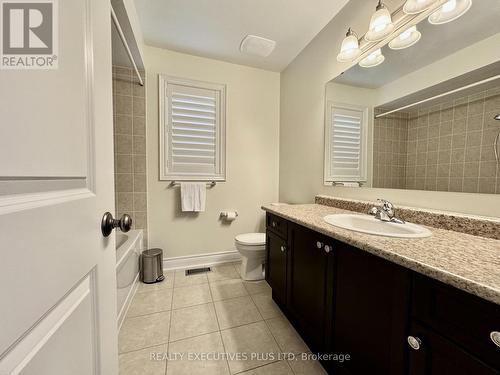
(373, 112), (409, 189)
(112, 66), (148, 245)
(373, 86), (500, 194)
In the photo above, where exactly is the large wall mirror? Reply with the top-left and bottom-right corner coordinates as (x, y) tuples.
(325, 0), (500, 194)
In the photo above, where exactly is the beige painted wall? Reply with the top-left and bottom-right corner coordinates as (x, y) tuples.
(280, 0), (500, 218)
(145, 46), (280, 258)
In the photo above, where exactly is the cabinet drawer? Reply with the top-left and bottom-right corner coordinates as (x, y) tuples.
(412, 274), (500, 369)
(266, 213), (287, 238)
(408, 320), (499, 375)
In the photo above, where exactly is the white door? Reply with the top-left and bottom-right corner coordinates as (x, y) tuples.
(0, 0), (118, 374)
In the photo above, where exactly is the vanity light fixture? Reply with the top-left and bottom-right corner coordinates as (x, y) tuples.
(359, 49), (385, 68)
(428, 0), (472, 25)
(365, 1), (395, 42)
(389, 25), (422, 50)
(337, 28), (362, 62)
(403, 0), (437, 14)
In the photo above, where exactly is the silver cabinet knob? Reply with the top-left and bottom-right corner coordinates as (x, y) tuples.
(490, 331), (500, 348)
(316, 241), (324, 249)
(272, 221), (277, 227)
(324, 245), (332, 253)
(101, 212), (132, 237)
(280, 245), (286, 253)
(407, 336), (422, 350)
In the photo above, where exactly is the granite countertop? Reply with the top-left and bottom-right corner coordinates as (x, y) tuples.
(262, 203), (500, 305)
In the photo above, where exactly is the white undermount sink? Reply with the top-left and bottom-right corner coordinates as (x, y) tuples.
(324, 214), (432, 238)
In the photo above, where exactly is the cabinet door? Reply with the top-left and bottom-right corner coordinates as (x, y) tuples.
(332, 244), (410, 375)
(265, 230), (287, 306)
(408, 321), (500, 375)
(286, 224), (333, 353)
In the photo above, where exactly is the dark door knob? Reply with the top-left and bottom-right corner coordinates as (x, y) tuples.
(101, 212), (132, 237)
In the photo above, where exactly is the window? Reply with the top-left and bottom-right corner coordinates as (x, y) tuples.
(159, 75), (226, 181)
(324, 101), (368, 184)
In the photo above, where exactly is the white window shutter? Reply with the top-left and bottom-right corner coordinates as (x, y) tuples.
(325, 102), (368, 183)
(159, 76), (226, 181)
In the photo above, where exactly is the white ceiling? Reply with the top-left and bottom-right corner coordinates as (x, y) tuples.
(134, 0), (350, 72)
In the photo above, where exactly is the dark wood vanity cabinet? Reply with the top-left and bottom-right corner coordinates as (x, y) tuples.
(286, 223), (335, 353)
(264, 213), (500, 375)
(331, 243), (411, 375)
(265, 230), (287, 306)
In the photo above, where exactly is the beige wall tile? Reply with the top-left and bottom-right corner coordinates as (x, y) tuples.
(134, 173), (147, 192)
(115, 95), (133, 115)
(133, 96), (145, 116)
(133, 211), (148, 230)
(116, 173), (133, 192)
(134, 192), (147, 211)
(117, 192), (134, 211)
(115, 134), (133, 154)
(479, 178), (496, 194)
(115, 115), (133, 135)
(133, 135), (146, 155)
(133, 155), (147, 173)
(115, 154), (133, 173)
(133, 116), (146, 135)
(114, 77), (132, 96)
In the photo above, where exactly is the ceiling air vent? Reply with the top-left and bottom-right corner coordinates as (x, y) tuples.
(239, 35), (276, 57)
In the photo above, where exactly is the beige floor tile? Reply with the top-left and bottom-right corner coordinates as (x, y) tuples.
(210, 279), (248, 301)
(266, 316), (309, 354)
(287, 354), (327, 375)
(137, 272), (174, 293)
(119, 344), (167, 375)
(169, 303), (219, 342)
(173, 270), (208, 288)
(207, 264), (240, 282)
(127, 289), (173, 317)
(172, 284), (212, 309)
(167, 332), (230, 375)
(251, 293), (283, 319)
(243, 280), (272, 296)
(221, 321), (281, 374)
(119, 311), (171, 353)
(214, 296), (262, 329)
(239, 361), (293, 375)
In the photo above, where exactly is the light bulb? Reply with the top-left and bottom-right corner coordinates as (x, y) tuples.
(428, 0), (472, 25)
(403, 0), (437, 14)
(359, 49), (385, 68)
(365, 1), (395, 42)
(388, 26), (422, 50)
(337, 28), (362, 62)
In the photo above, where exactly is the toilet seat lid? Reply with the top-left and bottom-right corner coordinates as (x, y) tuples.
(235, 233), (266, 246)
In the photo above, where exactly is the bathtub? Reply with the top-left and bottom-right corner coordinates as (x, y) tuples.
(116, 229), (143, 330)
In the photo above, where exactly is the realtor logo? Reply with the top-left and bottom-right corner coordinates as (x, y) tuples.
(1, 0), (58, 69)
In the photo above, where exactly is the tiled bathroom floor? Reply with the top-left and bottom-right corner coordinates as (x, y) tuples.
(118, 262), (327, 375)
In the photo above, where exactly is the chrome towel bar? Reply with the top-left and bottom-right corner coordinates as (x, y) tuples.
(168, 181), (217, 188)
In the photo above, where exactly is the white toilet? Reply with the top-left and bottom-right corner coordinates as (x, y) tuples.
(235, 233), (266, 281)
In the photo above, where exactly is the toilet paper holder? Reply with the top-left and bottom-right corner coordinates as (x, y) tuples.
(220, 211), (238, 219)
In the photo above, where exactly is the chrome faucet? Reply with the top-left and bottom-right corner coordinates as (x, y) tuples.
(369, 199), (405, 224)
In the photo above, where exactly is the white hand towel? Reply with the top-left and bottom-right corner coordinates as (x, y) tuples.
(180, 182), (206, 212)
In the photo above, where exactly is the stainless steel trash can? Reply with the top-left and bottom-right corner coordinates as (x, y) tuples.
(141, 248), (164, 284)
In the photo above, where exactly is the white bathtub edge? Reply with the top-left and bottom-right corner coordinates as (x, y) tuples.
(117, 272), (140, 332)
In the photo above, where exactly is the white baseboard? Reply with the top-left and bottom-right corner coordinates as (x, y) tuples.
(117, 272), (139, 332)
(163, 250), (241, 272)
